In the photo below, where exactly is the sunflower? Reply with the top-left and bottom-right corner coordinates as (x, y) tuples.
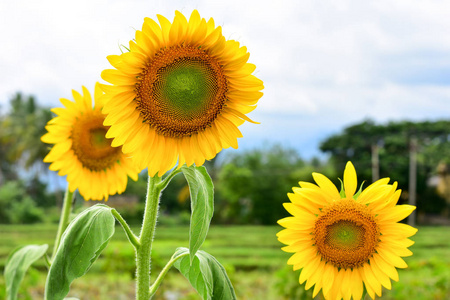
(277, 162), (417, 300)
(101, 10), (264, 176)
(41, 83), (139, 201)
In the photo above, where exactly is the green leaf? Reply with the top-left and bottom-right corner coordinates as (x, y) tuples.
(4, 244), (48, 300)
(173, 247), (236, 300)
(45, 204), (115, 300)
(181, 165), (214, 263)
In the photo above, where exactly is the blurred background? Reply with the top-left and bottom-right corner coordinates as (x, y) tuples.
(1, 0), (449, 299)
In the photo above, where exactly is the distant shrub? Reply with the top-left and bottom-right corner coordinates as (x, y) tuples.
(0, 180), (44, 224)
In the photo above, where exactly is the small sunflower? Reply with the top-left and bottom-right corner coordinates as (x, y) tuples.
(41, 83), (139, 201)
(277, 162), (417, 300)
(101, 10), (264, 176)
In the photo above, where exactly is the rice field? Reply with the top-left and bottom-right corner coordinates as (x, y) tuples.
(1, 224), (449, 299)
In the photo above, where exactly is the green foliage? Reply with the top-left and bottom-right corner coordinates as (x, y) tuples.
(27, 177), (57, 208)
(217, 144), (322, 224)
(273, 266), (313, 300)
(158, 211), (191, 226)
(0, 181), (44, 224)
(4, 244), (48, 300)
(121, 173), (148, 205)
(45, 205), (115, 300)
(0, 93), (52, 183)
(173, 247), (237, 300)
(181, 165), (214, 262)
(110, 202), (145, 225)
(9, 197), (45, 224)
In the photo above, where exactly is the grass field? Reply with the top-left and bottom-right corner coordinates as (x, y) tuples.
(1, 224), (449, 299)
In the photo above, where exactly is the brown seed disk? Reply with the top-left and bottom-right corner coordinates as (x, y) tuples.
(135, 45), (228, 138)
(314, 199), (380, 269)
(71, 114), (122, 171)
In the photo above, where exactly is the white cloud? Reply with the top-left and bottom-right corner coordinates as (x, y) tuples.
(1, 0), (449, 157)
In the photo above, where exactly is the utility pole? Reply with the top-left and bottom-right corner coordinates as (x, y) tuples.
(408, 137), (417, 226)
(371, 143), (380, 182)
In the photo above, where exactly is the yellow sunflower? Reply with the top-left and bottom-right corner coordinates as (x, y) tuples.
(101, 10), (264, 176)
(41, 83), (139, 201)
(277, 162), (417, 300)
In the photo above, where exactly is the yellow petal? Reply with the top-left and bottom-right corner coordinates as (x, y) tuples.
(282, 203), (316, 221)
(321, 263), (335, 295)
(377, 247), (409, 268)
(157, 14), (172, 46)
(378, 222), (418, 238)
(350, 268), (363, 300)
(363, 263), (382, 296)
(293, 187), (329, 206)
(305, 259), (325, 291)
(340, 268), (353, 300)
(281, 240), (314, 253)
(377, 205), (416, 223)
(299, 255), (321, 284)
(287, 247), (317, 267)
(372, 253), (399, 281)
(369, 257), (392, 290)
(287, 193), (320, 215)
(343, 161), (357, 198)
(101, 69), (137, 85)
(311, 172), (340, 201)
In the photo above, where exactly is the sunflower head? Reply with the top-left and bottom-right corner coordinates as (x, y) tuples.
(277, 162), (417, 300)
(41, 83), (140, 201)
(101, 10), (264, 176)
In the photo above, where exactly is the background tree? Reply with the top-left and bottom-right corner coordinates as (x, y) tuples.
(1, 93), (52, 183)
(216, 144), (331, 224)
(320, 119), (450, 216)
(0, 93), (55, 215)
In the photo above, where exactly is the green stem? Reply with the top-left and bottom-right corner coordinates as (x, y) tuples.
(158, 168), (182, 191)
(44, 254), (51, 268)
(51, 186), (74, 261)
(112, 208), (141, 249)
(149, 251), (189, 298)
(136, 174), (162, 300)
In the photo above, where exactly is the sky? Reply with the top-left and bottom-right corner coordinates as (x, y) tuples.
(1, 0), (450, 159)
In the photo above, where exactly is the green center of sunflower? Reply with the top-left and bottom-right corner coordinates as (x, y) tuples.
(326, 220), (365, 250)
(91, 128), (110, 148)
(135, 45), (228, 138)
(71, 114), (122, 171)
(158, 61), (217, 117)
(314, 199), (380, 269)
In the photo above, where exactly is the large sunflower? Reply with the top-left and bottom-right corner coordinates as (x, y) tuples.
(277, 162), (417, 300)
(101, 10), (264, 176)
(41, 83), (139, 201)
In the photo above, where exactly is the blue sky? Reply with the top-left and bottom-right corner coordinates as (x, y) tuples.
(1, 0), (450, 159)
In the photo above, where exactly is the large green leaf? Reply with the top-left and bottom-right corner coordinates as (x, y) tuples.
(4, 244), (48, 300)
(181, 165), (214, 262)
(174, 248), (236, 300)
(45, 204), (115, 300)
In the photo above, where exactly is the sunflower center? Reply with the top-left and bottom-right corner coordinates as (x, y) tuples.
(135, 45), (228, 138)
(71, 114), (122, 171)
(314, 199), (379, 269)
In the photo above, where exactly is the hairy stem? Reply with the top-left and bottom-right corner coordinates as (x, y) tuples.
(136, 174), (162, 300)
(51, 186), (74, 261)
